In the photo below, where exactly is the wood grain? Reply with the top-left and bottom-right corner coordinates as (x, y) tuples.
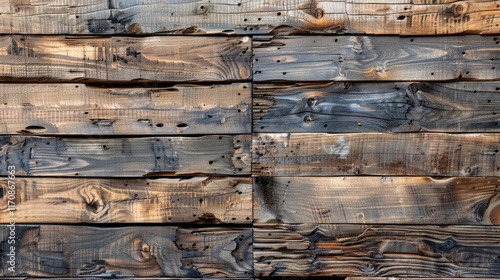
(254, 223), (500, 277)
(0, 225), (252, 277)
(253, 35), (500, 81)
(0, 1), (498, 35)
(254, 82), (500, 133)
(0, 177), (251, 223)
(253, 133), (500, 176)
(347, 278), (500, 280)
(0, 135), (250, 177)
(0, 83), (251, 135)
(254, 176), (500, 225)
(0, 35), (251, 82)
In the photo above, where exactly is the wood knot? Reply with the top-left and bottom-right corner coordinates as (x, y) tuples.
(126, 23), (142, 34)
(314, 8), (324, 19)
(453, 4), (464, 17)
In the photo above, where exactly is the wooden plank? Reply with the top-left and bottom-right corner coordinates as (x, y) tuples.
(0, 35), (251, 82)
(0, 225), (252, 277)
(253, 133), (500, 176)
(254, 82), (500, 133)
(254, 223), (500, 277)
(254, 176), (500, 225)
(347, 278), (500, 280)
(0, 83), (251, 135)
(0, 1), (498, 35)
(253, 35), (500, 81)
(0, 135), (250, 177)
(0, 177), (251, 223)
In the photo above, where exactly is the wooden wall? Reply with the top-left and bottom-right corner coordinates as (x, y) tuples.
(0, 0), (499, 279)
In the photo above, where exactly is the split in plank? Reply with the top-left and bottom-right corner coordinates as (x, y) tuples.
(0, 225), (252, 277)
(254, 223), (500, 277)
(253, 133), (500, 176)
(253, 35), (500, 81)
(0, 177), (251, 223)
(0, 135), (250, 177)
(0, 1), (498, 35)
(254, 176), (500, 225)
(0, 35), (251, 82)
(254, 82), (500, 133)
(0, 83), (251, 135)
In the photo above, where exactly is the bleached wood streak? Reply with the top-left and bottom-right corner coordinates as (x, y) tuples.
(0, 83), (251, 135)
(0, 135), (251, 176)
(0, 36), (251, 82)
(254, 223), (500, 277)
(0, 1), (498, 35)
(254, 82), (500, 133)
(0, 177), (252, 223)
(253, 36), (499, 81)
(254, 176), (500, 225)
(253, 133), (500, 176)
(0, 225), (253, 277)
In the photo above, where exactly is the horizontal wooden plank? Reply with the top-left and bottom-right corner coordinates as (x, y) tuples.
(254, 176), (500, 225)
(0, 135), (250, 177)
(0, 36), (251, 82)
(0, 225), (252, 277)
(253, 133), (500, 176)
(0, 83), (251, 135)
(253, 35), (499, 81)
(254, 223), (500, 277)
(0, 177), (251, 223)
(254, 82), (500, 133)
(0, 1), (498, 35)
(347, 278), (500, 280)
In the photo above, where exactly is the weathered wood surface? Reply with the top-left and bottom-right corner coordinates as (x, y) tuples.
(253, 36), (500, 81)
(347, 278), (500, 280)
(254, 82), (500, 133)
(0, 1), (498, 35)
(253, 133), (500, 176)
(254, 176), (500, 225)
(0, 177), (251, 223)
(0, 36), (251, 82)
(254, 223), (500, 277)
(0, 135), (250, 177)
(0, 225), (252, 277)
(0, 83), (250, 135)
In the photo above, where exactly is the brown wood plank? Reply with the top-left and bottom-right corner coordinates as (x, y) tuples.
(0, 135), (250, 177)
(254, 82), (500, 133)
(0, 36), (251, 82)
(253, 35), (499, 81)
(0, 1), (498, 35)
(347, 278), (500, 280)
(254, 223), (500, 277)
(0, 225), (252, 277)
(0, 177), (251, 224)
(254, 176), (500, 225)
(0, 83), (251, 135)
(253, 133), (500, 177)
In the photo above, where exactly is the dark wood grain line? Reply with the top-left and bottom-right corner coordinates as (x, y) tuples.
(0, 225), (252, 277)
(0, 135), (251, 177)
(253, 36), (500, 81)
(254, 223), (500, 277)
(254, 176), (500, 225)
(254, 82), (500, 133)
(253, 133), (500, 176)
(0, 36), (251, 82)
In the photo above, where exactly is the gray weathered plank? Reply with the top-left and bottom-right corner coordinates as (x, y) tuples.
(0, 177), (252, 223)
(254, 223), (500, 277)
(0, 225), (252, 277)
(253, 133), (500, 176)
(0, 135), (250, 177)
(0, 35), (251, 82)
(254, 82), (500, 133)
(254, 176), (500, 225)
(0, 1), (498, 35)
(253, 35), (500, 81)
(0, 83), (251, 135)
